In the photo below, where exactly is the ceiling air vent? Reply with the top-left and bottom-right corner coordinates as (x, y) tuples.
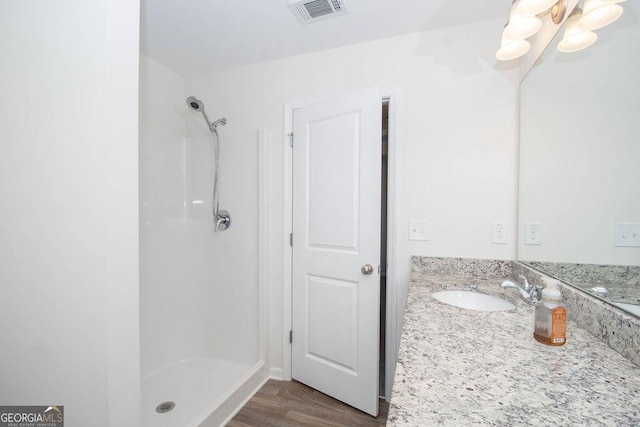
(288, 0), (348, 25)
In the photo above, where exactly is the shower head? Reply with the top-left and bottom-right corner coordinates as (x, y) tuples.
(187, 96), (205, 112)
(187, 96), (227, 131)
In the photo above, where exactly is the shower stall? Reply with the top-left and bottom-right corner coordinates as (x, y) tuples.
(138, 56), (266, 427)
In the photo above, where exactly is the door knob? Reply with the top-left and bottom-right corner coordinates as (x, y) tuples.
(361, 264), (374, 275)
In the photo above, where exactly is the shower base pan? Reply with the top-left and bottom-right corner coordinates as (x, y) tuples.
(142, 358), (266, 427)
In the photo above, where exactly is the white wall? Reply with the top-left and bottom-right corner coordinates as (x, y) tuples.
(186, 19), (520, 374)
(139, 54), (188, 376)
(519, 0), (640, 266)
(140, 54), (260, 375)
(0, 2), (141, 426)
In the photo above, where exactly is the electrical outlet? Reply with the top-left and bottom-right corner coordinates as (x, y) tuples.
(525, 222), (542, 245)
(491, 222), (507, 244)
(614, 223), (640, 247)
(408, 220), (430, 241)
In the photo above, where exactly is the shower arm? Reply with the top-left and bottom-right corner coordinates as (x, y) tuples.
(200, 110), (214, 131)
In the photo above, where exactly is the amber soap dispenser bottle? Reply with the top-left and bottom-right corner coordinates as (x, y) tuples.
(534, 280), (566, 346)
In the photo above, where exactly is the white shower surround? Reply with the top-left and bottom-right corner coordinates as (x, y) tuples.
(139, 55), (267, 426)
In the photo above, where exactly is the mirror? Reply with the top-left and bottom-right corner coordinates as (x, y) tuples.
(518, 1), (640, 317)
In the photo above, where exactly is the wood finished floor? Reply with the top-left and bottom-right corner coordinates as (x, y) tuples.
(227, 380), (389, 427)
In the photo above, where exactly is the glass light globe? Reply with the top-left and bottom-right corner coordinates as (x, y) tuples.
(504, 15), (542, 39)
(558, 8), (598, 53)
(496, 38), (531, 60)
(579, 0), (623, 30)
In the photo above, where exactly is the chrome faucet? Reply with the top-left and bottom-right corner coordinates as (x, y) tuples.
(501, 275), (542, 305)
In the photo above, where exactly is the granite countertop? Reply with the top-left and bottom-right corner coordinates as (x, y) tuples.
(388, 269), (640, 426)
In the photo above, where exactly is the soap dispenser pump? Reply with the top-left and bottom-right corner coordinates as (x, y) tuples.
(533, 280), (566, 346)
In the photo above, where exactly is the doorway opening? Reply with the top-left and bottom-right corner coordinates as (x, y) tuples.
(283, 87), (398, 413)
(379, 99), (389, 397)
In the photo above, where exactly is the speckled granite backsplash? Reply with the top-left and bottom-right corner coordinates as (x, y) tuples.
(524, 261), (640, 284)
(411, 256), (512, 278)
(522, 261), (640, 305)
(412, 256), (640, 367)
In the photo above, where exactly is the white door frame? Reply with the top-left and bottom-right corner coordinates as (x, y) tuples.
(282, 87), (399, 400)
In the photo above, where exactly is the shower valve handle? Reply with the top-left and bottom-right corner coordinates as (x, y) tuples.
(215, 210), (231, 232)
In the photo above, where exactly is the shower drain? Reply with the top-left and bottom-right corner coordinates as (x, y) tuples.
(155, 401), (175, 413)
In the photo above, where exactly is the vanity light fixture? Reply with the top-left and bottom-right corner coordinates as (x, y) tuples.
(497, 0), (626, 59)
(558, 0), (625, 52)
(496, 0), (567, 60)
(557, 7), (598, 52)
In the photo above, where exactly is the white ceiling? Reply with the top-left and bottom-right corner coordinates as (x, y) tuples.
(140, 0), (510, 77)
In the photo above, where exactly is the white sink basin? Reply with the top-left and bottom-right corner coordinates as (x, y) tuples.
(432, 290), (515, 312)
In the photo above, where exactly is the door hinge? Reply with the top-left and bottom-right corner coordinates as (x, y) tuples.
(289, 330), (293, 343)
(290, 233), (293, 246)
(288, 132), (294, 147)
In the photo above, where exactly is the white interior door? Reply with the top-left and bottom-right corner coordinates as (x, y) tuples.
(291, 88), (381, 416)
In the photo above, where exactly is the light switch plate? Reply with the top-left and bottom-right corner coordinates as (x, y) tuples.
(408, 220), (430, 241)
(614, 223), (640, 247)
